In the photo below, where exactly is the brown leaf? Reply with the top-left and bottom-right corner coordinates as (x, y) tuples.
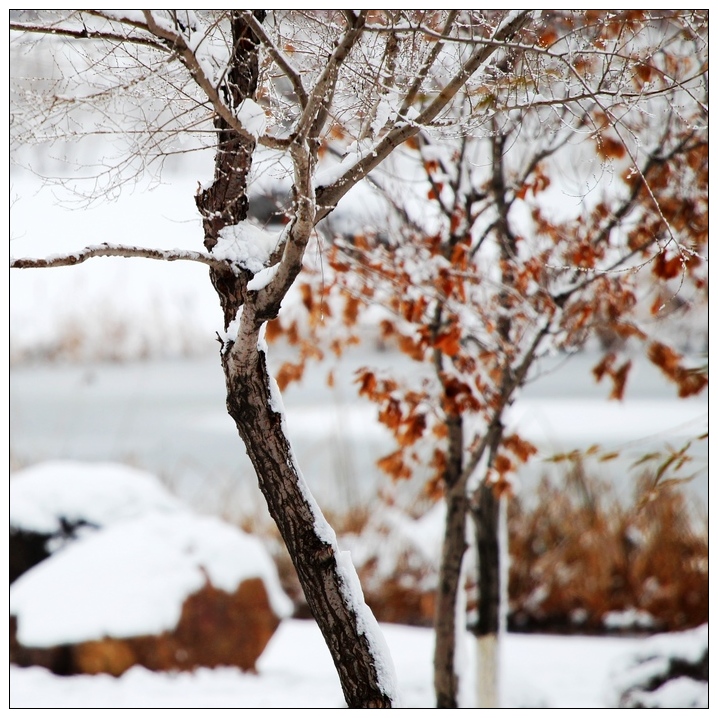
(609, 359), (632, 400)
(356, 369), (377, 398)
(400, 413), (426, 446)
(377, 450), (412, 481)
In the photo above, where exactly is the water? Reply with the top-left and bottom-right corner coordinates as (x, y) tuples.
(10, 346), (708, 520)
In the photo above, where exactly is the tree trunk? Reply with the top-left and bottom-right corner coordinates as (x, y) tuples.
(194, 12), (395, 708)
(222, 334), (394, 707)
(468, 129), (514, 708)
(433, 487), (469, 708)
(433, 413), (466, 708)
(471, 483), (502, 708)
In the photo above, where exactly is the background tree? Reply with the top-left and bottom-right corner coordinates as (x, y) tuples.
(10, 9), (542, 707)
(265, 9), (707, 707)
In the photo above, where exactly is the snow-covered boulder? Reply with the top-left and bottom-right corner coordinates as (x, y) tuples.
(10, 461), (182, 582)
(607, 623), (708, 708)
(10, 512), (293, 676)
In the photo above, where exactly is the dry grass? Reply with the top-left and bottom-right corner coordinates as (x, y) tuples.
(507, 464), (707, 633)
(223, 463), (707, 634)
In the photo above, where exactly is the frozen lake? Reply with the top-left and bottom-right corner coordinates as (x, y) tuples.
(10, 345), (707, 520)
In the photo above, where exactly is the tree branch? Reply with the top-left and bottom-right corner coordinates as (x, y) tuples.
(315, 10), (533, 223)
(10, 243), (230, 272)
(294, 10), (368, 144)
(9, 19), (167, 52)
(139, 11), (257, 145)
(394, 10), (459, 123)
(240, 11), (308, 108)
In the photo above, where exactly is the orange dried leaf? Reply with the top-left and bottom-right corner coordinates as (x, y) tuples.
(676, 368), (708, 398)
(356, 370), (377, 398)
(647, 342), (682, 377)
(434, 324), (462, 357)
(378, 398), (402, 431)
(398, 334), (426, 361)
(491, 474), (514, 499)
(276, 361), (305, 391)
(503, 434), (538, 463)
(609, 359), (632, 400)
(343, 294), (361, 326)
(264, 318), (284, 344)
(538, 29), (558, 47)
(592, 353), (616, 382)
(400, 412), (426, 446)
(299, 283), (313, 312)
(377, 449), (412, 481)
(493, 453), (514, 475)
(653, 252), (683, 280)
(596, 134), (626, 160)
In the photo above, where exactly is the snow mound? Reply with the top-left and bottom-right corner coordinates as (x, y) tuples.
(607, 623), (708, 708)
(10, 511), (293, 648)
(10, 460), (182, 534)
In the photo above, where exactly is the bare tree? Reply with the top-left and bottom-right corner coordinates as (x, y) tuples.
(10, 10), (540, 707)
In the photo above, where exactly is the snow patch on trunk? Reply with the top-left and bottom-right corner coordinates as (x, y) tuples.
(335, 550), (400, 705)
(260, 335), (399, 704)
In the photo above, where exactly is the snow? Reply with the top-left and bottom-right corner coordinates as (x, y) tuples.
(10, 460), (182, 534)
(606, 623), (708, 708)
(219, 305), (243, 351)
(604, 608), (657, 631)
(334, 550), (399, 703)
(9, 620), (707, 708)
(236, 98), (268, 140)
(10, 461), (292, 648)
(10, 511), (292, 647)
(213, 222), (284, 275)
(626, 676), (707, 709)
(246, 262), (279, 291)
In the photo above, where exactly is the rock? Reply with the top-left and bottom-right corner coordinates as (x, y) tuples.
(12, 577), (279, 676)
(10, 512), (292, 676)
(10, 461), (182, 582)
(609, 623), (708, 708)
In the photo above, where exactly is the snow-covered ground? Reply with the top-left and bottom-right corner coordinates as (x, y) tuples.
(9, 461), (708, 710)
(10, 620), (708, 709)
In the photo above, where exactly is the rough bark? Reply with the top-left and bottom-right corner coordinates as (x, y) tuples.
(473, 484), (501, 639)
(433, 412), (466, 709)
(195, 12), (394, 708)
(468, 128), (515, 708)
(222, 337), (393, 707)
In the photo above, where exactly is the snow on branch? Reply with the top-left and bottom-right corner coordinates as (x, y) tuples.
(10, 243), (230, 272)
(240, 11), (308, 109)
(315, 11), (533, 222)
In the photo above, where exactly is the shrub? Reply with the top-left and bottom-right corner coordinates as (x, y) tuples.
(507, 464), (707, 633)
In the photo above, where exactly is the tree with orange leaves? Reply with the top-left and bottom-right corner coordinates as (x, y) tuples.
(267, 9), (707, 707)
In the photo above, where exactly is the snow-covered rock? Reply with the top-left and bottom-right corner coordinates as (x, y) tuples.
(10, 461), (182, 581)
(10, 512), (293, 676)
(10, 461), (293, 676)
(606, 623), (708, 708)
